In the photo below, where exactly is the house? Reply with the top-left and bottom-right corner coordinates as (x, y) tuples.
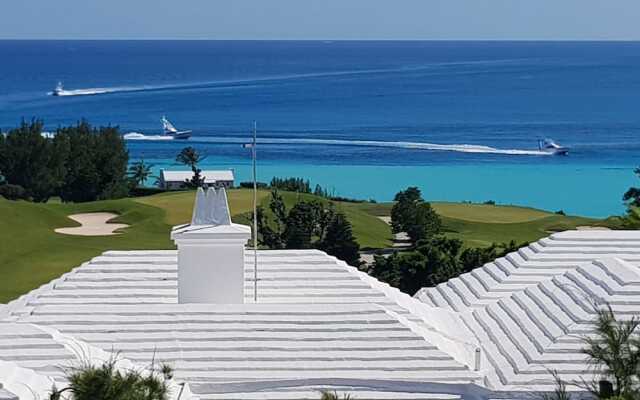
(1, 189), (640, 399)
(158, 169), (234, 190)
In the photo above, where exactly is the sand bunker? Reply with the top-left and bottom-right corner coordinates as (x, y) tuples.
(55, 213), (129, 236)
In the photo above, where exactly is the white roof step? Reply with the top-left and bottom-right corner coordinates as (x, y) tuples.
(196, 390), (461, 400)
(126, 359), (469, 370)
(179, 369), (479, 381)
(446, 279), (474, 308)
(421, 288), (451, 309)
(88, 339), (438, 352)
(472, 308), (527, 373)
(435, 284), (465, 312)
(495, 298), (552, 354)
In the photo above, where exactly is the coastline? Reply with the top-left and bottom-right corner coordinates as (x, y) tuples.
(143, 159), (634, 218)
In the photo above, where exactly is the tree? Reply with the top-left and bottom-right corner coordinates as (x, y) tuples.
(391, 187), (441, 244)
(128, 159), (155, 188)
(319, 213), (361, 266)
(284, 202), (317, 249)
(57, 121), (129, 202)
(390, 186), (423, 233)
(175, 146), (204, 169)
(404, 202), (441, 243)
(369, 236), (462, 294)
(0, 120), (66, 202)
(581, 305), (640, 398)
(176, 147), (205, 188)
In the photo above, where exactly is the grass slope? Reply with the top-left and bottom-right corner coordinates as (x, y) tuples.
(137, 189), (393, 249)
(351, 201), (608, 248)
(0, 197), (172, 303)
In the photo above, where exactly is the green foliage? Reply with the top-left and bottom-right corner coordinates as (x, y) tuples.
(176, 147), (205, 188)
(581, 306), (640, 398)
(270, 176), (312, 193)
(0, 184), (28, 200)
(50, 356), (173, 400)
(369, 237), (524, 295)
(622, 168), (640, 227)
(369, 236), (462, 294)
(391, 187), (442, 244)
(239, 181), (268, 189)
(320, 391), (354, 400)
(0, 119), (66, 202)
(284, 201), (317, 249)
(175, 146), (204, 169)
(55, 121), (129, 202)
(319, 213), (361, 266)
(128, 159), (155, 188)
(622, 207), (640, 229)
(0, 120), (129, 203)
(255, 191), (361, 265)
(540, 370), (572, 400)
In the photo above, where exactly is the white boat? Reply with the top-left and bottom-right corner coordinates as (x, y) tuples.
(538, 138), (569, 155)
(52, 82), (64, 96)
(161, 116), (191, 139)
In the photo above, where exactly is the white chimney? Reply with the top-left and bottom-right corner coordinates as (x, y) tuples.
(171, 187), (251, 304)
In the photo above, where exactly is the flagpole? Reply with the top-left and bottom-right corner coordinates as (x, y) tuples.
(252, 121), (258, 303)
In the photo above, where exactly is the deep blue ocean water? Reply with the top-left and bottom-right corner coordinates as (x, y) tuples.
(1, 40), (640, 217)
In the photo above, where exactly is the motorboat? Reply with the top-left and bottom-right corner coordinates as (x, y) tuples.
(161, 116), (191, 139)
(538, 138), (569, 155)
(52, 82), (64, 96)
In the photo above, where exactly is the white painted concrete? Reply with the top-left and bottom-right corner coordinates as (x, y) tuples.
(3, 230), (640, 399)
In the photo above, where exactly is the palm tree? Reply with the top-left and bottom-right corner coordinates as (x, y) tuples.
(176, 146), (204, 169)
(128, 159), (154, 188)
(581, 305), (640, 398)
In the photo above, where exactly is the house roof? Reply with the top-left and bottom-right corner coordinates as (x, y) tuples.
(2, 230), (640, 399)
(160, 169), (235, 183)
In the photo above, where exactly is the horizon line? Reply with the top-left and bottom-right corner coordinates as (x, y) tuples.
(2, 38), (640, 42)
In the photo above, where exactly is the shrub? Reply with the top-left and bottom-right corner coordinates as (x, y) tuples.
(581, 306), (640, 398)
(50, 356), (174, 400)
(0, 184), (28, 200)
(240, 181), (268, 189)
(320, 391), (353, 400)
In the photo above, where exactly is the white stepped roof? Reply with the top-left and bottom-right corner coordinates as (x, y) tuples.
(3, 230), (640, 399)
(414, 230), (640, 391)
(1, 249), (481, 400)
(160, 169), (234, 183)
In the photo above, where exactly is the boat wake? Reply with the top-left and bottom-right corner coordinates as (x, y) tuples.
(123, 132), (174, 141)
(50, 86), (142, 97)
(48, 59), (525, 98)
(198, 137), (553, 156)
(122, 132), (552, 155)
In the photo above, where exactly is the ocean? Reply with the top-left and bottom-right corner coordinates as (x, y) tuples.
(1, 40), (639, 217)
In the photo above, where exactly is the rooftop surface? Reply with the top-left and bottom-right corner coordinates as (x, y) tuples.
(160, 170), (235, 183)
(2, 230), (640, 399)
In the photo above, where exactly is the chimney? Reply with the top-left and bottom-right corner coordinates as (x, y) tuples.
(171, 187), (251, 304)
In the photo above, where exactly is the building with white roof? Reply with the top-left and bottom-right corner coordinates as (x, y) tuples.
(1, 189), (638, 399)
(159, 169), (235, 190)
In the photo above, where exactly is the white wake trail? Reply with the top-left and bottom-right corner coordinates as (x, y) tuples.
(204, 137), (552, 156)
(123, 132), (174, 141)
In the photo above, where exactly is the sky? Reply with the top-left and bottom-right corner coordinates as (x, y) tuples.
(1, 0), (639, 40)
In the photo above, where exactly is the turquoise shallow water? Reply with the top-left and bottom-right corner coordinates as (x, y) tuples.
(149, 157), (634, 218)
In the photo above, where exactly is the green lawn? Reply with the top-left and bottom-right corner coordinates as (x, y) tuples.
(350, 201), (613, 248)
(0, 190), (617, 303)
(137, 189), (393, 249)
(0, 197), (172, 303)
